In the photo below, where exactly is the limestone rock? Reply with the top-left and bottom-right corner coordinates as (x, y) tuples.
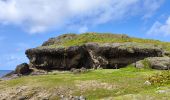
(135, 61), (145, 69)
(26, 42), (164, 71)
(144, 81), (151, 86)
(146, 57), (170, 70)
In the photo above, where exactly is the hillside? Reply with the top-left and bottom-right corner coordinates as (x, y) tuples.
(1, 33), (170, 100)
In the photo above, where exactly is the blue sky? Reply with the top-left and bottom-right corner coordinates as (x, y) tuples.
(0, 0), (170, 70)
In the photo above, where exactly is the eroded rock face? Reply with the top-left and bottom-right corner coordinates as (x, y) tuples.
(95, 43), (163, 68)
(25, 42), (164, 70)
(26, 46), (93, 70)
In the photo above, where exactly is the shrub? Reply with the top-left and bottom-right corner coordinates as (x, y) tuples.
(142, 59), (151, 69)
(148, 71), (170, 86)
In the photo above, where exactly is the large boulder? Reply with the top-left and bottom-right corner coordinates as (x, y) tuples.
(15, 63), (32, 75)
(25, 42), (164, 70)
(146, 57), (170, 70)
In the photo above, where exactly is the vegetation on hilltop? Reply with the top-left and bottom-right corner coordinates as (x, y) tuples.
(42, 33), (170, 52)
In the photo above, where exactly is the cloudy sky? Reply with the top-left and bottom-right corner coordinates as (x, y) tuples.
(0, 0), (170, 70)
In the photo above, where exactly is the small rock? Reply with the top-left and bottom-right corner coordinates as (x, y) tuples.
(79, 96), (86, 100)
(156, 90), (166, 94)
(144, 81), (151, 86)
(18, 96), (27, 100)
(74, 96), (79, 100)
(72, 69), (81, 74)
(60, 95), (64, 99)
(69, 95), (74, 99)
(80, 67), (88, 73)
(70, 68), (76, 72)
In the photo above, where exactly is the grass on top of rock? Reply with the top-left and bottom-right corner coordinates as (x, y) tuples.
(1, 66), (170, 99)
(42, 33), (170, 52)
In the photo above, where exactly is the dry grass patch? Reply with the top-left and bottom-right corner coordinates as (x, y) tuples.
(75, 80), (118, 91)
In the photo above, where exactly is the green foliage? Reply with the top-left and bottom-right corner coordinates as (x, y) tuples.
(62, 33), (130, 46)
(148, 71), (170, 86)
(142, 59), (151, 69)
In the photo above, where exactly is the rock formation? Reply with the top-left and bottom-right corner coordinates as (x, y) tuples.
(15, 63), (32, 75)
(8, 33), (170, 76)
(25, 42), (164, 71)
(135, 57), (170, 70)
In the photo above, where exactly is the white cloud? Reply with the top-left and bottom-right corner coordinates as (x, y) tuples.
(142, 0), (164, 19)
(147, 17), (170, 36)
(0, 0), (164, 34)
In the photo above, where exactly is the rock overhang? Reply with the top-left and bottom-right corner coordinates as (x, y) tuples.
(25, 42), (164, 70)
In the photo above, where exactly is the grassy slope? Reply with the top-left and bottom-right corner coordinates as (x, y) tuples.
(1, 66), (170, 99)
(46, 33), (170, 52)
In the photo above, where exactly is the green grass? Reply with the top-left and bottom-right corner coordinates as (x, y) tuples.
(1, 66), (170, 99)
(42, 33), (170, 52)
